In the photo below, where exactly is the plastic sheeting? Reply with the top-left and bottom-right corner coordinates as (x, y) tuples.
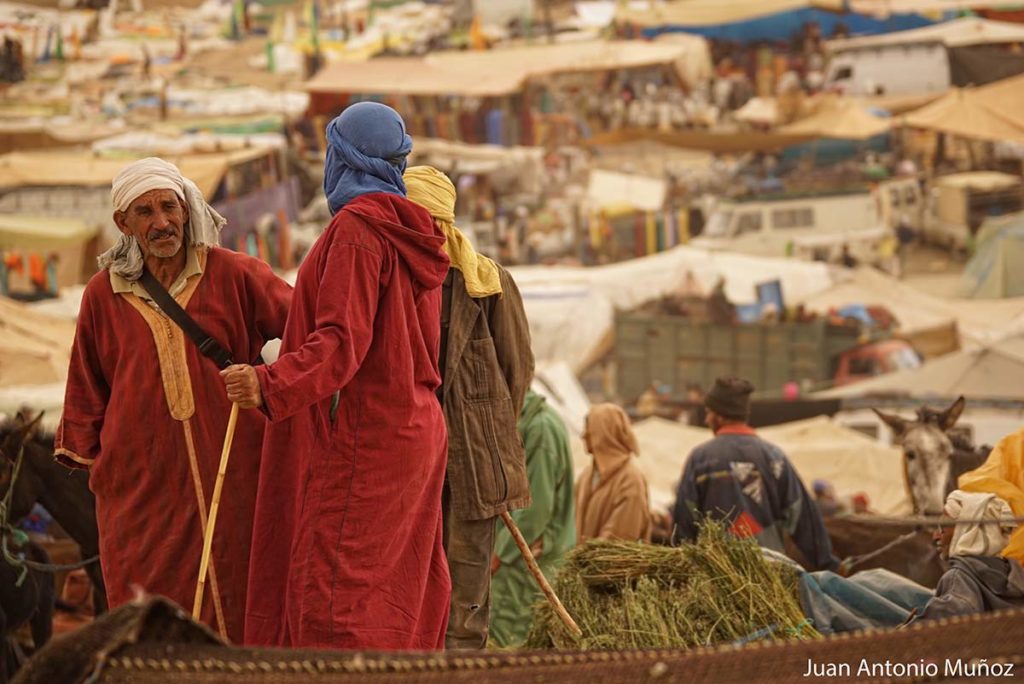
(962, 215), (1024, 299)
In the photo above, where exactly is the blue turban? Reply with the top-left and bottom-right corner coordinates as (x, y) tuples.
(323, 102), (413, 214)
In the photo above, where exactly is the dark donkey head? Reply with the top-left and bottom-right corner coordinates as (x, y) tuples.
(874, 396), (966, 516)
(0, 410), (47, 521)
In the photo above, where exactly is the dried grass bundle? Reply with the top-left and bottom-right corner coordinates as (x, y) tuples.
(524, 521), (819, 650)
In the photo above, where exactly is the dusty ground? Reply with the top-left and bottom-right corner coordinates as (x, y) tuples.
(902, 243), (968, 300)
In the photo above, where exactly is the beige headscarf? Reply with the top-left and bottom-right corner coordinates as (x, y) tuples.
(403, 165), (502, 298)
(99, 157), (225, 281)
(584, 403), (640, 478)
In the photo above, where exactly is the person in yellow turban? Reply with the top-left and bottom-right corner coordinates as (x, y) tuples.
(404, 165), (535, 649)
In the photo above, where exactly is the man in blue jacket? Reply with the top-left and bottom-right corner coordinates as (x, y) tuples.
(672, 377), (839, 571)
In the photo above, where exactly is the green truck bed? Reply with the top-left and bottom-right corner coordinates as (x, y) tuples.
(614, 314), (864, 400)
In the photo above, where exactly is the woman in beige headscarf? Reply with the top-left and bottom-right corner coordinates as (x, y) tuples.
(576, 403), (652, 544)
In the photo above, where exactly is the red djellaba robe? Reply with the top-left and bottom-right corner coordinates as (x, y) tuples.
(55, 247), (292, 642)
(244, 193), (451, 650)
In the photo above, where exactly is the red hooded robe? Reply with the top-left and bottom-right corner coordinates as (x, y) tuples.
(55, 247), (292, 642)
(244, 193), (451, 650)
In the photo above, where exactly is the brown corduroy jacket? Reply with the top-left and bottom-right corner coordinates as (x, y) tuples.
(441, 266), (534, 521)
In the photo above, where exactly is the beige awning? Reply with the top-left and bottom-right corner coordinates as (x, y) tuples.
(0, 215), (98, 251)
(902, 88), (1024, 144)
(0, 147), (274, 199)
(780, 98), (891, 140)
(305, 40), (691, 97)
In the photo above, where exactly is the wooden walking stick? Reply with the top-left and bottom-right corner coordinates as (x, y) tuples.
(193, 402), (240, 627)
(499, 510), (582, 638)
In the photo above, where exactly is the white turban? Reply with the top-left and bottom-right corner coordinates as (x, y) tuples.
(99, 157), (225, 281)
(944, 490), (1016, 557)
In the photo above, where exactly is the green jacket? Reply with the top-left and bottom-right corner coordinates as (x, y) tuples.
(490, 390), (576, 647)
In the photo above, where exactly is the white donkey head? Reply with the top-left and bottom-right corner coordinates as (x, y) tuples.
(874, 396), (966, 516)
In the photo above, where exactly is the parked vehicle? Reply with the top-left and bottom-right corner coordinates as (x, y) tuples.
(877, 177), (925, 232)
(825, 42), (950, 97)
(922, 172), (1024, 251)
(692, 191), (890, 264)
(612, 314), (920, 401)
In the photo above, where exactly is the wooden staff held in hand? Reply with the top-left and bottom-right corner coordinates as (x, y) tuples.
(499, 511), (582, 638)
(193, 365), (263, 625)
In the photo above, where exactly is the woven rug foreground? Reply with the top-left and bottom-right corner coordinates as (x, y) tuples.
(12, 596), (1023, 684)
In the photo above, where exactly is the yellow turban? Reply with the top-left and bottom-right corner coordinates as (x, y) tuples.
(404, 165), (502, 298)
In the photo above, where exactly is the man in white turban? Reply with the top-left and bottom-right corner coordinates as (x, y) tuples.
(55, 157), (292, 642)
(915, 489), (1024, 621)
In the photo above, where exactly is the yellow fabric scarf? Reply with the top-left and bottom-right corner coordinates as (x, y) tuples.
(404, 165), (503, 298)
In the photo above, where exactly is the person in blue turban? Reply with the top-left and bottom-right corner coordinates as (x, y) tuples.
(225, 102), (453, 650)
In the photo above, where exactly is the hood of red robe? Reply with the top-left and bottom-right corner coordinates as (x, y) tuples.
(342, 192), (449, 293)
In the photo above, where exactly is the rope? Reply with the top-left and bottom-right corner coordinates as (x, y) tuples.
(839, 530), (921, 574)
(1, 438), (98, 586)
(842, 513), (1024, 527)
(837, 511), (1024, 573)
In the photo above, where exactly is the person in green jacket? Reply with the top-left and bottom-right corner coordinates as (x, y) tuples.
(489, 390), (576, 647)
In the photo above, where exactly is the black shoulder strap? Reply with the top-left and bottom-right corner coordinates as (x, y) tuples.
(138, 268), (234, 370)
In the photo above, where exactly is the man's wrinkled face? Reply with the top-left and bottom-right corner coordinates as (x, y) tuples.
(113, 189), (188, 260)
(933, 520), (955, 560)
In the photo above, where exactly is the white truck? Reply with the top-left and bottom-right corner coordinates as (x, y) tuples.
(691, 191), (891, 264)
(922, 172), (1024, 251)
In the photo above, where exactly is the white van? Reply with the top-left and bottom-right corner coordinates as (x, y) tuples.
(825, 42), (950, 97)
(692, 191), (890, 263)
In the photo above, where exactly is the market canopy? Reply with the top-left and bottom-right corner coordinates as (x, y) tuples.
(902, 88), (1024, 144)
(587, 170), (668, 214)
(0, 215), (98, 251)
(0, 147), (273, 198)
(305, 40), (692, 97)
(617, 0), (932, 41)
(828, 17), (1024, 50)
(972, 72), (1024, 123)
(779, 98), (891, 140)
(584, 128), (810, 153)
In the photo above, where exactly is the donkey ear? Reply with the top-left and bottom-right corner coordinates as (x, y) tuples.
(938, 396), (966, 432)
(873, 408), (909, 437)
(14, 408), (44, 439)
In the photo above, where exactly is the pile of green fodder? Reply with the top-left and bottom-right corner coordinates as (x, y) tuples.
(525, 521), (819, 650)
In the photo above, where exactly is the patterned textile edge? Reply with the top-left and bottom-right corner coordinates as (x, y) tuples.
(16, 597), (1024, 684)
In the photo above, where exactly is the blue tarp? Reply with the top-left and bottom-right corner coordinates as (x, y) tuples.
(763, 548), (933, 634)
(779, 133), (891, 169)
(642, 9), (946, 44)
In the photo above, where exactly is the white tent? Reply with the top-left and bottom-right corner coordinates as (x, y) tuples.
(797, 267), (1024, 357)
(828, 17), (1024, 51)
(569, 415), (911, 515)
(819, 332), (1024, 400)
